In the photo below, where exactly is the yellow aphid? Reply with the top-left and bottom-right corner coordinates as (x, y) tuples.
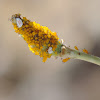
(74, 46), (79, 50)
(83, 49), (89, 54)
(62, 58), (70, 63)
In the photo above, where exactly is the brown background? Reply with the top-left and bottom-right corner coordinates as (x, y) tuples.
(0, 0), (100, 100)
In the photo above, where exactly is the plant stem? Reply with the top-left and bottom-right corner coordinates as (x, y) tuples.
(61, 46), (100, 66)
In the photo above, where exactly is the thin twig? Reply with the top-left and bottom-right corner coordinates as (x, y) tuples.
(61, 46), (100, 66)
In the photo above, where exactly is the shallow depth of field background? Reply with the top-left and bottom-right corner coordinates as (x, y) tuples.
(0, 0), (100, 100)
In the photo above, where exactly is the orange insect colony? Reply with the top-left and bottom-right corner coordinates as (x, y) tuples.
(11, 14), (60, 62)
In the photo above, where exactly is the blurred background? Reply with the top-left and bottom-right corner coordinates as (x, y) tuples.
(0, 0), (100, 100)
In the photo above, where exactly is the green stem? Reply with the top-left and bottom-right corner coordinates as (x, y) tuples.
(61, 46), (100, 66)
